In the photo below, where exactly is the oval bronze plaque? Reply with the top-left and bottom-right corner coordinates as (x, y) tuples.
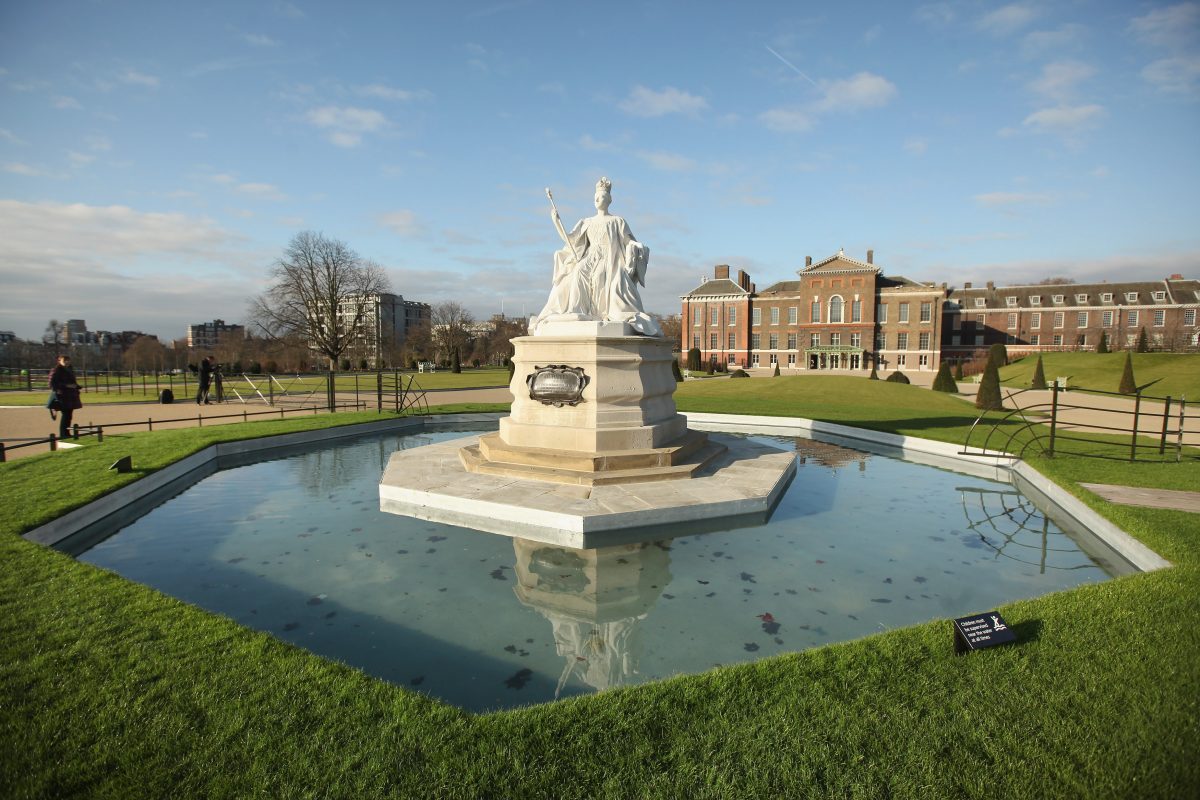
(527, 365), (589, 407)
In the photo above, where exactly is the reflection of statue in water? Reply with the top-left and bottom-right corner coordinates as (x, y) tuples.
(511, 538), (670, 696)
(530, 177), (662, 337)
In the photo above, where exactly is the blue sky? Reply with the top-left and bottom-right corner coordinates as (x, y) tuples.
(1, 0), (1198, 340)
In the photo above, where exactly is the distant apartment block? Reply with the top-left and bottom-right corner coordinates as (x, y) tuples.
(188, 319), (245, 350)
(339, 293), (432, 362)
(682, 254), (1200, 372)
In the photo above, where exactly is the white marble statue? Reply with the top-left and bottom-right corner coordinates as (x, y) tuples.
(530, 177), (662, 336)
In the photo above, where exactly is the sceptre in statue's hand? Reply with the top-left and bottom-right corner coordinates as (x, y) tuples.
(546, 187), (581, 267)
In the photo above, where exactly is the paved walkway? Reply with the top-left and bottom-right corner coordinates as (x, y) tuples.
(1080, 483), (1200, 513)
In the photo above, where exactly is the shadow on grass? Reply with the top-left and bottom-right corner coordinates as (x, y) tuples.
(1013, 619), (1043, 645)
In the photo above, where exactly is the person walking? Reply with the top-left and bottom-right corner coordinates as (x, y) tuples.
(196, 356), (213, 404)
(48, 354), (83, 440)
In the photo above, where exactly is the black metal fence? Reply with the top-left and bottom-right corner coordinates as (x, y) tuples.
(964, 384), (1198, 462)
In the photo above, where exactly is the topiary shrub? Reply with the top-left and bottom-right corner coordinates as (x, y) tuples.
(1030, 355), (1047, 390)
(975, 358), (1004, 411)
(988, 342), (1008, 368)
(340, 358), (351, 371)
(671, 358), (684, 382)
(1096, 332), (1109, 353)
(885, 370), (910, 384)
(451, 348), (462, 374)
(772, 361), (780, 377)
(687, 347), (702, 372)
(360, 358), (369, 371)
(931, 361), (958, 393)
(1119, 351), (1137, 394)
(730, 369), (750, 378)
(954, 360), (964, 381)
(1136, 327), (1149, 353)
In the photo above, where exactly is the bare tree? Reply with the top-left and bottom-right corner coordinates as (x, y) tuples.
(655, 313), (682, 349)
(250, 231), (390, 370)
(43, 319), (65, 351)
(122, 335), (165, 373)
(430, 302), (475, 365)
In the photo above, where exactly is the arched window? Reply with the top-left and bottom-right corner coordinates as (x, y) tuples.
(829, 295), (844, 324)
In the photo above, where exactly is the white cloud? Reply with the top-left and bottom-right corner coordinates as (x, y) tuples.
(863, 24), (883, 44)
(978, 4), (1038, 36)
(68, 151), (95, 166)
(815, 71), (898, 112)
(354, 84), (432, 101)
(236, 182), (287, 200)
(1022, 24), (1087, 56)
(0, 128), (26, 145)
(1141, 55), (1200, 94)
(758, 107), (814, 132)
(915, 3), (956, 27)
(1029, 61), (1095, 102)
(963, 248), (1200, 287)
(1022, 104), (1105, 133)
(636, 150), (697, 172)
(537, 81), (566, 98)
(241, 32), (280, 47)
(378, 209), (422, 237)
(0, 200), (252, 338)
(618, 85), (709, 117)
(1091, 165), (1110, 178)
(210, 173), (237, 185)
(86, 135), (112, 151)
(1129, 3), (1199, 50)
(53, 95), (82, 110)
(904, 137), (928, 155)
(306, 105), (388, 147)
(120, 69), (160, 88)
(4, 162), (43, 176)
(974, 191), (1053, 208)
(579, 134), (620, 151)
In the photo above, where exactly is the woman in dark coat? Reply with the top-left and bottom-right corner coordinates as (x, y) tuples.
(49, 354), (83, 439)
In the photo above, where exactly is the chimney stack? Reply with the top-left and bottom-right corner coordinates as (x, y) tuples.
(715, 264), (730, 279)
(736, 269), (751, 291)
(867, 249), (874, 264)
(805, 256), (812, 267)
(1169, 273), (1184, 280)
(964, 282), (972, 289)
(986, 281), (995, 291)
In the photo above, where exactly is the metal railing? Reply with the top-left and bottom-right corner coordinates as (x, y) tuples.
(963, 384), (1197, 462)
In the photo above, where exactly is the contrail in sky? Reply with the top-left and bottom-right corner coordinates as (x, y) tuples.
(764, 44), (820, 89)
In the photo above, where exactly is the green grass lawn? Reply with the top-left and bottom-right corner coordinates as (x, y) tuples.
(998, 352), (1200, 398)
(2, 382), (1198, 798)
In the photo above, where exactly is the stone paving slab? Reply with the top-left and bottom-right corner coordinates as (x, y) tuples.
(1080, 483), (1200, 514)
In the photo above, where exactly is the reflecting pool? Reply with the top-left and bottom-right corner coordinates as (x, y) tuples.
(76, 425), (1127, 712)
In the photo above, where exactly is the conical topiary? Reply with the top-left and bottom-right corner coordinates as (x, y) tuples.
(1136, 327), (1149, 353)
(1096, 331), (1109, 353)
(975, 358), (1004, 411)
(687, 347), (702, 372)
(773, 361), (780, 377)
(451, 347), (462, 374)
(1119, 351), (1137, 395)
(954, 360), (964, 381)
(1030, 355), (1047, 390)
(988, 342), (1008, 368)
(931, 361), (958, 393)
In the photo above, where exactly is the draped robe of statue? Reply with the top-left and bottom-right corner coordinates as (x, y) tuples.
(532, 213), (662, 336)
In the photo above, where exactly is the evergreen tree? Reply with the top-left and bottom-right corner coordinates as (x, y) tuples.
(1096, 331), (1109, 353)
(773, 361), (780, 377)
(975, 358), (1005, 411)
(954, 360), (964, 381)
(671, 358), (684, 382)
(451, 347), (462, 374)
(931, 361), (958, 393)
(1136, 327), (1149, 353)
(1119, 351), (1137, 395)
(988, 342), (1008, 368)
(686, 347), (702, 372)
(885, 370), (911, 384)
(1030, 355), (1048, 390)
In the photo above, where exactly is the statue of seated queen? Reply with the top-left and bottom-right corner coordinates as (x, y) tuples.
(530, 177), (662, 337)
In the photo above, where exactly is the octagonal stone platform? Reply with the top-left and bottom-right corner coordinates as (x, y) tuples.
(379, 431), (796, 549)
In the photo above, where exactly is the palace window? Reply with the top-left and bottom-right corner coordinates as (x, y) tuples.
(851, 332), (862, 347)
(1030, 312), (1041, 328)
(811, 301), (821, 323)
(897, 332), (909, 350)
(810, 333), (820, 347)
(920, 302), (932, 323)
(899, 302), (910, 323)
(728, 332), (736, 350)
(829, 296), (844, 324)
(1053, 334), (1063, 346)
(919, 332), (931, 350)
(1053, 312), (1065, 328)
(710, 307), (719, 326)
(1077, 334), (1087, 347)
(876, 304), (887, 323)
(1102, 311), (1114, 327)
(1075, 294), (1088, 304)
(851, 300), (862, 322)
(1052, 295), (1064, 304)
(1125, 292), (1138, 302)
(897, 355), (906, 367)
(1128, 310), (1139, 327)
(1101, 293), (1113, 303)
(728, 307), (736, 324)
(974, 298), (986, 308)
(1007, 313), (1018, 329)
(1030, 334), (1040, 346)
(1030, 295), (1041, 306)
(769, 334), (779, 349)
(919, 354), (929, 368)
(787, 353), (796, 366)
(693, 309), (700, 326)
(1077, 312), (1088, 328)
(1154, 309), (1166, 327)
(692, 334), (700, 349)
(787, 333), (797, 349)
(753, 308), (762, 326)
(709, 333), (718, 349)
(787, 306), (798, 324)
(1005, 296), (1018, 307)
(830, 333), (841, 346)
(1185, 309), (1197, 326)
(770, 307), (779, 325)
(875, 332), (885, 350)
(751, 333), (761, 349)
(1153, 291), (1166, 302)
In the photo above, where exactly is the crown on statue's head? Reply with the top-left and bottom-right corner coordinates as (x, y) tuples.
(596, 176), (612, 194)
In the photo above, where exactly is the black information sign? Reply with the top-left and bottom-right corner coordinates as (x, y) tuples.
(953, 611), (1017, 654)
